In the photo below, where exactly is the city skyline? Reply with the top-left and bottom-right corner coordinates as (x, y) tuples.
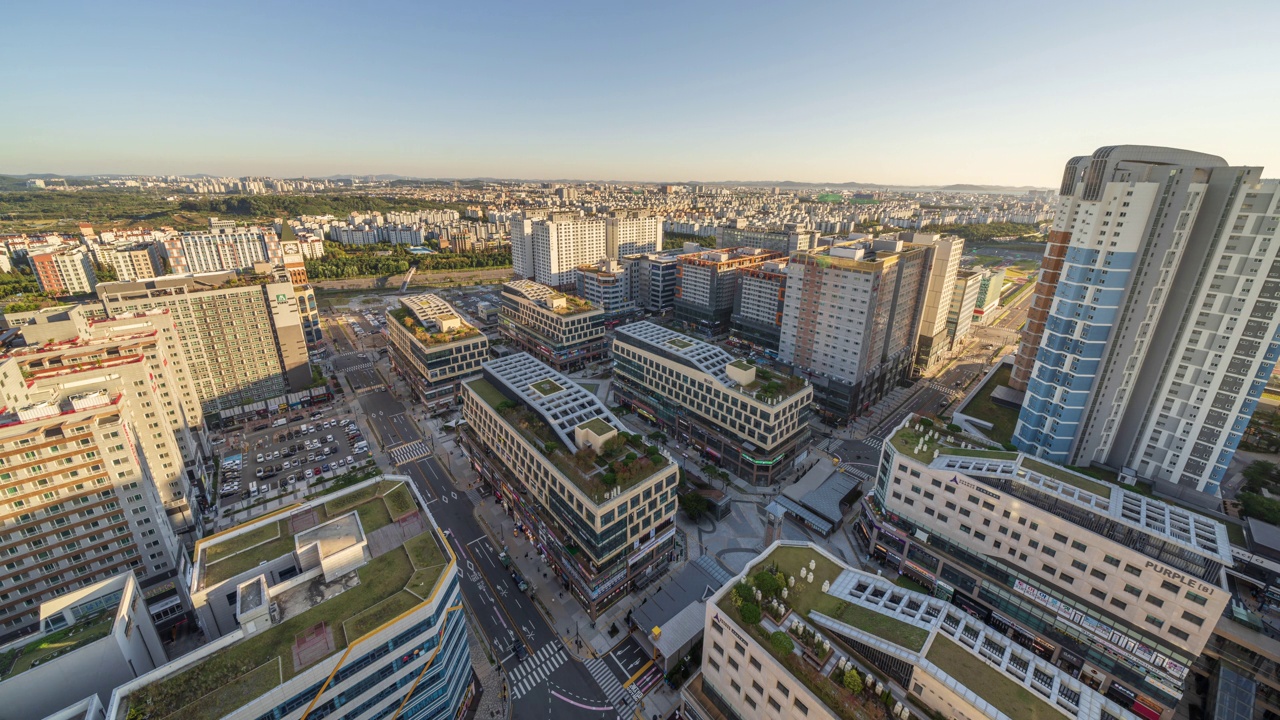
(5, 1), (1279, 186)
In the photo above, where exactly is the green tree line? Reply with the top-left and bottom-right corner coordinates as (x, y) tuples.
(918, 222), (1042, 243)
(0, 270), (41, 302)
(306, 246), (510, 280)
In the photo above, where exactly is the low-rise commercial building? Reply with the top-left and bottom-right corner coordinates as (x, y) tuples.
(498, 279), (606, 372)
(387, 294), (489, 414)
(461, 354), (680, 618)
(684, 541), (1134, 720)
(856, 417), (1233, 718)
(110, 477), (473, 720)
(714, 224), (819, 254)
(612, 322), (811, 486)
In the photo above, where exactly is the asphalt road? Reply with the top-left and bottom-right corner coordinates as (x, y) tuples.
(354, 386), (626, 719)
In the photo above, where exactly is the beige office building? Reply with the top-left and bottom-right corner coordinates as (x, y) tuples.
(98, 272), (312, 414)
(498, 279), (606, 371)
(905, 233), (964, 371)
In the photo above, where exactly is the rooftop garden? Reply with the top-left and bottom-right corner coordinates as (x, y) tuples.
(390, 305), (480, 347)
(201, 481), (413, 587)
(470, 379), (669, 503)
(943, 447), (1018, 460)
(742, 365), (807, 402)
(1021, 458), (1112, 499)
(666, 337), (693, 349)
(550, 294), (594, 315)
(578, 417), (615, 437)
(530, 378), (564, 397)
(131, 528), (450, 720)
(0, 611), (116, 680)
(926, 636), (1058, 720)
(959, 364), (1020, 444)
(715, 546), (894, 720)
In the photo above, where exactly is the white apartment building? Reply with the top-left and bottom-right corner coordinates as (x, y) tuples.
(973, 268), (1005, 324)
(30, 247), (97, 296)
(714, 224), (819, 254)
(605, 210), (662, 258)
(528, 211), (607, 287)
(1013, 145), (1280, 495)
(162, 226), (281, 274)
(730, 259), (788, 351)
(904, 233), (964, 371)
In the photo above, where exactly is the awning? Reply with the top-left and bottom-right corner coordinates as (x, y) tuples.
(773, 496), (835, 535)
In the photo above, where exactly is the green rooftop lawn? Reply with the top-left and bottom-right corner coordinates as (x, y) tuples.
(530, 378), (564, 396)
(1227, 521), (1248, 547)
(384, 484), (416, 520)
(1022, 458), (1112, 499)
(829, 601), (929, 652)
(578, 417), (615, 436)
(2, 612), (115, 679)
(132, 547), (418, 720)
(468, 378), (509, 408)
(325, 484), (379, 515)
(888, 425), (937, 463)
(729, 359), (753, 370)
(167, 659), (281, 720)
(944, 447), (1018, 460)
(343, 591), (420, 643)
(666, 338), (693, 349)
(959, 364), (1020, 444)
(204, 523), (282, 563)
(405, 529), (447, 571)
(927, 637), (1058, 720)
(893, 575), (930, 595)
(353, 495), (392, 533)
(204, 520), (298, 586)
(757, 545), (842, 616)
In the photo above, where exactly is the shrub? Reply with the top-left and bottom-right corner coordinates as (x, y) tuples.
(680, 492), (710, 520)
(1002, 442), (1017, 451)
(919, 417), (934, 428)
(946, 423), (962, 433)
(770, 631), (795, 655)
(601, 472), (617, 486)
(741, 603), (761, 624)
(843, 669), (863, 694)
(735, 583), (755, 604)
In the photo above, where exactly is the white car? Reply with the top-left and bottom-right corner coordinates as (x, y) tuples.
(256, 453), (265, 463)
(326, 434), (334, 444)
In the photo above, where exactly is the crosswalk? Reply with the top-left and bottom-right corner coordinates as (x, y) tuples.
(465, 487), (483, 505)
(839, 463), (872, 481)
(864, 437), (883, 450)
(585, 656), (644, 718)
(343, 361), (374, 372)
(509, 642), (569, 699)
(389, 440), (432, 465)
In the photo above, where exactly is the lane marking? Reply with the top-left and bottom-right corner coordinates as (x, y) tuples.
(621, 660), (653, 688)
(550, 691), (612, 711)
(467, 536), (488, 546)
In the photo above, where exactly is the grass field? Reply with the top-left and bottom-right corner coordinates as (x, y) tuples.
(960, 365), (1020, 445)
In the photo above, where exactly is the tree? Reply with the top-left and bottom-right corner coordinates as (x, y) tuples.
(648, 431), (668, 443)
(740, 603), (761, 625)
(843, 668), (863, 694)
(680, 492), (710, 520)
(769, 631), (794, 655)
(1244, 461), (1278, 493)
(734, 583), (755, 604)
(753, 570), (781, 598)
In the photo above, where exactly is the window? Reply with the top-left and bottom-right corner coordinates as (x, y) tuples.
(1090, 569), (1107, 581)
(768, 697), (781, 712)
(1042, 563), (1055, 574)
(1043, 547), (1056, 558)
(1071, 560), (1087, 572)
(1146, 595), (1164, 608)
(1182, 611), (1204, 627)
(734, 642), (745, 655)
(1071, 540), (1087, 552)
(1103, 555), (1120, 567)
(1053, 532), (1068, 544)
(752, 681), (764, 695)
(731, 679), (741, 693)
(709, 658), (720, 672)
(1124, 584), (1141, 597)
(1145, 615), (1164, 629)
(750, 657), (762, 671)
(713, 643), (724, 656)
(1124, 564), (1142, 577)
(1028, 539), (1039, 549)
(1186, 591), (1209, 606)
(776, 682), (789, 698)
(1110, 598), (1127, 611)
(794, 699), (809, 715)
(1090, 588), (1106, 600)
(728, 657), (740, 670)
(1160, 580), (1180, 594)
(1059, 573), (1074, 585)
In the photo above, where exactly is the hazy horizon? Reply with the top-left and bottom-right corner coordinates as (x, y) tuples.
(4, 0), (1279, 186)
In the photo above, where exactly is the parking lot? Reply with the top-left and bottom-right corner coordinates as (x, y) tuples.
(216, 408), (373, 506)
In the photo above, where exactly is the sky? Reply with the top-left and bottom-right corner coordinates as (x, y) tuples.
(3, 0), (1279, 187)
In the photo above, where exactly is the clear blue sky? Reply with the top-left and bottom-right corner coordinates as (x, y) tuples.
(3, 0), (1278, 186)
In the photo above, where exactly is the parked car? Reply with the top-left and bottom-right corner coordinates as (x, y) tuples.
(256, 453), (265, 463)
